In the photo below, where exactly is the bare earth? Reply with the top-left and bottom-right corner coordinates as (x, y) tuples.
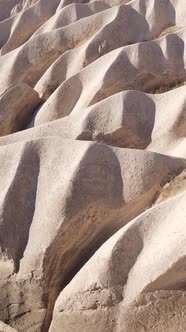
(0, 0), (185, 331)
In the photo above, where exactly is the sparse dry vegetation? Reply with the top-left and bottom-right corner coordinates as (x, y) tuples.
(42, 82), (58, 101)
(153, 168), (186, 205)
(149, 81), (186, 94)
(155, 25), (184, 39)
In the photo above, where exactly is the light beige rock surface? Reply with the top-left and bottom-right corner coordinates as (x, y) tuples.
(0, 83), (40, 136)
(0, 87), (185, 157)
(32, 28), (186, 125)
(49, 191), (186, 332)
(0, 0), (186, 331)
(1, 137), (185, 330)
(0, 321), (18, 332)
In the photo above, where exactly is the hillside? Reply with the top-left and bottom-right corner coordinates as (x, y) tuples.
(0, 0), (185, 331)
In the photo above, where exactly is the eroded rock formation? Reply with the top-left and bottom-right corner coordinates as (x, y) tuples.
(0, 0), (185, 331)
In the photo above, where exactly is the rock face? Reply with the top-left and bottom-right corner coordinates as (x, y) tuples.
(0, 0), (185, 332)
(0, 321), (18, 332)
(0, 83), (41, 136)
(50, 191), (186, 332)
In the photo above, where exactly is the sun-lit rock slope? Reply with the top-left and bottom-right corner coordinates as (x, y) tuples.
(0, 0), (185, 331)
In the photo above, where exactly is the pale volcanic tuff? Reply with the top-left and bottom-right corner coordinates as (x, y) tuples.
(0, 0), (186, 331)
